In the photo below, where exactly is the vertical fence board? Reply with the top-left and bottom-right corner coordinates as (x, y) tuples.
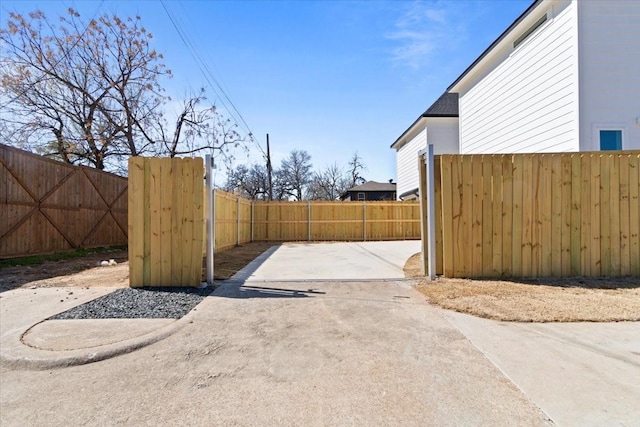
(521, 155), (534, 277)
(550, 155), (563, 276)
(434, 156), (443, 275)
(452, 156), (464, 277)
(471, 156), (483, 276)
(619, 154), (631, 275)
(580, 155), (591, 276)
(511, 155), (523, 277)
(629, 154), (640, 275)
(481, 156), (493, 276)
(609, 154), (621, 276)
(600, 154), (612, 274)
(590, 155), (601, 276)
(501, 155), (513, 277)
(538, 154), (562, 277)
(491, 156), (503, 277)
(128, 158), (145, 287)
(440, 156), (454, 277)
(149, 160), (162, 285)
(561, 155), (573, 277)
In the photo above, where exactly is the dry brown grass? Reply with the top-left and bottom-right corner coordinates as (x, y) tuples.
(404, 253), (640, 322)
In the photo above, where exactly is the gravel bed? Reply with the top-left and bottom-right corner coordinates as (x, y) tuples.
(50, 287), (214, 320)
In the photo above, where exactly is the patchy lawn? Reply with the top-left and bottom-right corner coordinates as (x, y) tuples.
(404, 253), (640, 322)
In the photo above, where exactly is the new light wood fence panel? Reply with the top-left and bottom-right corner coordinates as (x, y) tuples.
(435, 151), (640, 278)
(214, 190), (252, 252)
(1, 144), (127, 258)
(251, 200), (420, 242)
(128, 157), (204, 287)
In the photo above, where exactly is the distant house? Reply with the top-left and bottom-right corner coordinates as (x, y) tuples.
(390, 92), (459, 200)
(393, 0), (640, 198)
(339, 180), (397, 201)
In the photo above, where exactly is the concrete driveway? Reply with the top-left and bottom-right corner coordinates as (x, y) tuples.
(2, 241), (637, 425)
(231, 240), (421, 282)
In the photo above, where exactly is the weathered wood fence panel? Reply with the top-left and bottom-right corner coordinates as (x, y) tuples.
(428, 151), (640, 278)
(128, 157), (204, 287)
(0, 144), (127, 258)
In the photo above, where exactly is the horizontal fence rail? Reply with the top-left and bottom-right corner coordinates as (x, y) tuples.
(0, 144), (128, 258)
(425, 151), (640, 278)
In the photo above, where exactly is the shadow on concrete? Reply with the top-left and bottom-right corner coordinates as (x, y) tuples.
(212, 282), (326, 299)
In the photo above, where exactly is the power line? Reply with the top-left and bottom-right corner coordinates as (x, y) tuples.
(159, 0), (267, 160)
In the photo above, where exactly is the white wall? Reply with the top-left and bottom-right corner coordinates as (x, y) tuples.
(427, 117), (460, 156)
(395, 118), (459, 199)
(578, 0), (640, 151)
(396, 128), (426, 199)
(458, 0), (580, 154)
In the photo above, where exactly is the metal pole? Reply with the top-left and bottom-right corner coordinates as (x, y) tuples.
(205, 155), (215, 285)
(425, 145), (436, 280)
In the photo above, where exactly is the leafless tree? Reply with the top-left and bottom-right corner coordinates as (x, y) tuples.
(306, 163), (349, 200)
(347, 152), (367, 188)
(276, 149), (312, 201)
(1, 10), (249, 172)
(223, 164), (269, 200)
(0, 9), (170, 169)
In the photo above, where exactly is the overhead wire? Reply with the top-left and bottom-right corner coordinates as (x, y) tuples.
(159, 0), (267, 160)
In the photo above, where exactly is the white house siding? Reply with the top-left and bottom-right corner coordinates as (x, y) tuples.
(396, 128), (426, 199)
(578, 0), (640, 151)
(458, 0), (580, 154)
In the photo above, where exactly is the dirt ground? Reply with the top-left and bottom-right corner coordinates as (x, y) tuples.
(0, 242), (277, 293)
(404, 253), (640, 322)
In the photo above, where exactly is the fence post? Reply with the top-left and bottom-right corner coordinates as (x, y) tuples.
(205, 155), (215, 286)
(308, 200), (311, 241)
(363, 201), (367, 242)
(237, 196), (241, 246)
(251, 201), (254, 242)
(419, 145), (436, 280)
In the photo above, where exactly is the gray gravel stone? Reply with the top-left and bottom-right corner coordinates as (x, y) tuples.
(50, 287), (213, 320)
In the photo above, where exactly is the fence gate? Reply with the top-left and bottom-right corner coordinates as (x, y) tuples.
(128, 157), (204, 287)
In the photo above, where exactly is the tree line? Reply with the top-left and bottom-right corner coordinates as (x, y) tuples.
(224, 150), (367, 201)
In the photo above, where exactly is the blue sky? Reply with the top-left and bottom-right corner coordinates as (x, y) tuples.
(1, 0), (531, 183)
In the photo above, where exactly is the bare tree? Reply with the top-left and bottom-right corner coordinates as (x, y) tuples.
(223, 164), (269, 200)
(306, 163), (349, 200)
(347, 152), (367, 188)
(0, 9), (170, 170)
(276, 149), (312, 201)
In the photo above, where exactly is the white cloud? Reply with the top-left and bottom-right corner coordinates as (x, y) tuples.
(386, 1), (465, 70)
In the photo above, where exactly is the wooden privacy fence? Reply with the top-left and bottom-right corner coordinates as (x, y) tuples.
(252, 200), (420, 241)
(0, 144), (127, 258)
(211, 190), (421, 248)
(420, 151), (640, 278)
(128, 157), (204, 287)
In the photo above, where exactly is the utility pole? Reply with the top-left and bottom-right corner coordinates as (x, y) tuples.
(266, 133), (273, 200)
